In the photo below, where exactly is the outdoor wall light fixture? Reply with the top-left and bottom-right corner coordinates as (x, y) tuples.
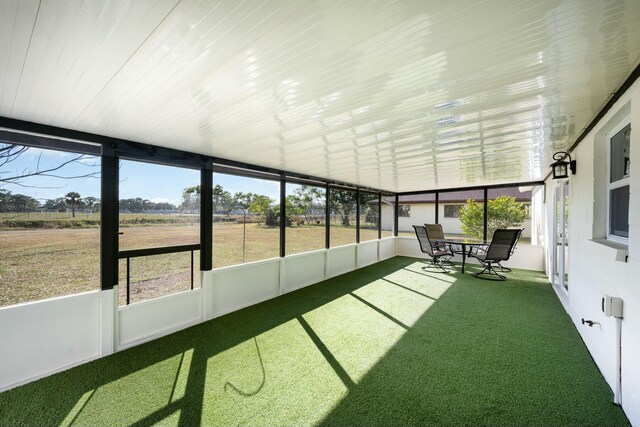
(550, 151), (576, 179)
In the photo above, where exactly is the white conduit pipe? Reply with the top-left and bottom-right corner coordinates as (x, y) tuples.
(615, 317), (622, 405)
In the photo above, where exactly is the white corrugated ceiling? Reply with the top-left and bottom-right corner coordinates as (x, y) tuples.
(1, 0), (639, 192)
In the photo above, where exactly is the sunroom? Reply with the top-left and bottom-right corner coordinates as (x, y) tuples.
(1, 1), (639, 425)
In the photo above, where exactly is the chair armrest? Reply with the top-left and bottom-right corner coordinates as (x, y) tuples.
(432, 243), (454, 254)
(468, 244), (488, 258)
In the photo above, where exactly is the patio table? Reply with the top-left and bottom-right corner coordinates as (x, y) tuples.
(437, 238), (486, 273)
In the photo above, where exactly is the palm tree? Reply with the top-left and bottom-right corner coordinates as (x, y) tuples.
(65, 192), (81, 218)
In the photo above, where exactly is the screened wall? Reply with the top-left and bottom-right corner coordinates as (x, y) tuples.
(0, 142), (101, 308)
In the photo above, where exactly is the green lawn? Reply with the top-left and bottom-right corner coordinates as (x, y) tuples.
(0, 257), (629, 426)
(0, 222), (390, 307)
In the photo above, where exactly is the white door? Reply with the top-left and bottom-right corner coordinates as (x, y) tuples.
(553, 181), (569, 290)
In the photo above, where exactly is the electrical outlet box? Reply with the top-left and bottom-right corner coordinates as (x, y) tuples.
(602, 295), (623, 318)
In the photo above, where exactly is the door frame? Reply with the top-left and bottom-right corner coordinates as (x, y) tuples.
(552, 180), (569, 293)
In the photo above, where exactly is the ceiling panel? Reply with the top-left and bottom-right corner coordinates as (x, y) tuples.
(1, 0), (639, 192)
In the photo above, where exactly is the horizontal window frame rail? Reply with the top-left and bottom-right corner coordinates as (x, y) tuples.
(0, 129), (102, 155)
(285, 176), (329, 187)
(213, 164), (280, 182)
(118, 244), (201, 259)
(397, 180), (545, 196)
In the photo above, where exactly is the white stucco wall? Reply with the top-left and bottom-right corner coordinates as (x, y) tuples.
(545, 78), (640, 425)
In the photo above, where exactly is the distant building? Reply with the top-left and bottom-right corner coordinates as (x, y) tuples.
(381, 188), (533, 239)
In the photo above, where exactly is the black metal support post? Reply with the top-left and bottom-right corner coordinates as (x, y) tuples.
(394, 194), (399, 236)
(100, 150), (119, 290)
(126, 258), (130, 305)
(325, 184), (331, 249)
(200, 167), (213, 271)
(356, 188), (361, 243)
(435, 192), (439, 223)
(191, 250), (194, 290)
(378, 192), (382, 239)
(483, 188), (488, 241)
(280, 175), (286, 257)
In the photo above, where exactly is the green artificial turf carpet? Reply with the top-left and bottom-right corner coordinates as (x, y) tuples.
(0, 256), (630, 426)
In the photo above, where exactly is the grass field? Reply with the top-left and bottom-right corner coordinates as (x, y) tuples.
(0, 221), (389, 307)
(0, 257), (629, 426)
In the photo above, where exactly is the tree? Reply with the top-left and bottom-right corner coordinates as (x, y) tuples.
(0, 144), (100, 186)
(330, 189), (358, 226)
(285, 194), (306, 225)
(119, 197), (150, 213)
(180, 185), (200, 213)
(0, 189), (11, 212)
(248, 195), (273, 217)
(0, 190), (40, 212)
(459, 196), (527, 240)
(213, 185), (235, 214)
(65, 192), (82, 217)
(234, 192), (257, 210)
(264, 205), (279, 226)
(84, 197), (100, 213)
(363, 205), (379, 227)
(150, 201), (175, 211)
(293, 186), (325, 224)
(43, 197), (67, 212)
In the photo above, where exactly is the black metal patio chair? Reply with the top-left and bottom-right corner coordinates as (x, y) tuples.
(413, 225), (451, 273)
(470, 228), (521, 280)
(424, 223), (454, 264)
(471, 228), (524, 272)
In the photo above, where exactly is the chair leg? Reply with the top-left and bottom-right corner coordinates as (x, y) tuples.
(472, 261), (507, 281)
(497, 262), (511, 272)
(441, 255), (455, 266)
(422, 256), (450, 273)
(433, 246), (455, 266)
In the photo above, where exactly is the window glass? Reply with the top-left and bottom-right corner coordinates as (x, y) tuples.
(398, 204), (410, 217)
(286, 183), (326, 255)
(438, 189), (484, 240)
(329, 188), (357, 246)
(0, 143), (100, 307)
(381, 196), (395, 237)
(212, 173), (280, 267)
(359, 191), (379, 241)
(610, 186), (629, 238)
(610, 125), (631, 183)
(397, 193), (435, 236)
(608, 123), (631, 240)
(118, 160), (200, 305)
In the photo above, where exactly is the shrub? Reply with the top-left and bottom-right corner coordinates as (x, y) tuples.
(265, 207), (279, 227)
(459, 196), (527, 239)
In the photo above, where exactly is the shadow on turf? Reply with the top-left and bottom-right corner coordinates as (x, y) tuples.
(0, 257), (424, 425)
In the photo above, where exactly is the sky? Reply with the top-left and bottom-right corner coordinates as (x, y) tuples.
(1, 145), (281, 206)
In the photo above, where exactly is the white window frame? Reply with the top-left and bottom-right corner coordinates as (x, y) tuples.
(606, 115), (631, 244)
